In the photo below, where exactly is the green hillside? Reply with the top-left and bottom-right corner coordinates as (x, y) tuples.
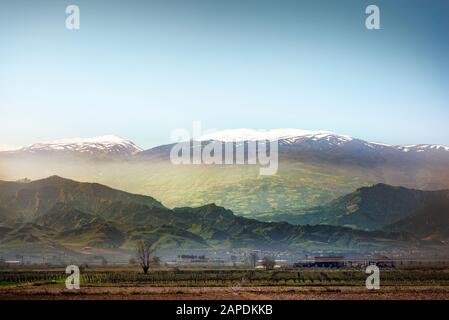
(263, 184), (449, 232)
(0, 176), (428, 256)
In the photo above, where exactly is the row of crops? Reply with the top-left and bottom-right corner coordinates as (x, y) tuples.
(2, 269), (449, 286)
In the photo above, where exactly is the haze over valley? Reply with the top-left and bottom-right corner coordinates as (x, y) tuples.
(1, 129), (449, 263)
(1, 129), (448, 220)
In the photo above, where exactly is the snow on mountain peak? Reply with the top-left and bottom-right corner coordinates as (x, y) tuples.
(395, 144), (449, 152)
(196, 128), (353, 144)
(20, 135), (143, 155)
(34, 135), (133, 145)
(195, 128), (449, 153)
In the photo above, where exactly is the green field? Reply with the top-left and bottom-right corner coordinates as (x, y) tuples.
(2, 267), (449, 287)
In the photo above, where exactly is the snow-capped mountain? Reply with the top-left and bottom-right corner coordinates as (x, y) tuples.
(396, 144), (449, 153)
(197, 128), (353, 144)
(2, 130), (449, 161)
(4, 135), (143, 156)
(2, 130), (449, 217)
(196, 128), (449, 154)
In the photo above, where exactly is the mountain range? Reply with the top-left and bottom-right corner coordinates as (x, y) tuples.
(1, 129), (449, 220)
(3, 129), (449, 157)
(2, 176), (446, 262)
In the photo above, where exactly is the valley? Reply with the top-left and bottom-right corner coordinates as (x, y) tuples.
(0, 175), (448, 265)
(1, 129), (448, 264)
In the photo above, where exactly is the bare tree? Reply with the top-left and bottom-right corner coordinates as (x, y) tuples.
(261, 256), (275, 270)
(136, 239), (157, 274)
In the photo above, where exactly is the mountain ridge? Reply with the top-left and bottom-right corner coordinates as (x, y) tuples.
(0, 176), (429, 258)
(2, 130), (449, 219)
(263, 183), (449, 234)
(2, 130), (449, 157)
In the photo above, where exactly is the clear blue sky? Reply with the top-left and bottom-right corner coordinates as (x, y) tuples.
(1, 0), (448, 148)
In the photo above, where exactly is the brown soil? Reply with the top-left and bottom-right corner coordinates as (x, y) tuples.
(1, 285), (449, 300)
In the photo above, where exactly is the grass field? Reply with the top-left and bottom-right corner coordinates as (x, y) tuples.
(1, 267), (449, 300)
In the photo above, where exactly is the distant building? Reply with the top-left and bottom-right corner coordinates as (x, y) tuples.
(293, 255), (396, 268)
(294, 256), (345, 268)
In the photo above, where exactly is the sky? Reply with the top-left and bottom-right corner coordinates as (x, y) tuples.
(0, 0), (448, 149)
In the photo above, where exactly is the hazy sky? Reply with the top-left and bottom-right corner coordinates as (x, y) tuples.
(1, 0), (448, 149)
